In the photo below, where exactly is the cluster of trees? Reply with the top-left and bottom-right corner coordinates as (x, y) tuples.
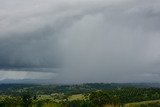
(106, 88), (160, 104)
(66, 88), (160, 107)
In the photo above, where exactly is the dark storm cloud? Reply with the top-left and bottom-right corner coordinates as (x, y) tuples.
(0, 27), (61, 69)
(0, 0), (117, 71)
(0, 0), (160, 82)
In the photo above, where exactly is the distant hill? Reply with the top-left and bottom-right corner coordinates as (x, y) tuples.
(0, 82), (160, 96)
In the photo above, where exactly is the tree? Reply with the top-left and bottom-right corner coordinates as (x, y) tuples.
(21, 92), (32, 107)
(89, 90), (111, 107)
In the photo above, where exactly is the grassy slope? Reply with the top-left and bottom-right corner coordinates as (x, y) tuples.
(68, 94), (84, 101)
(125, 100), (160, 107)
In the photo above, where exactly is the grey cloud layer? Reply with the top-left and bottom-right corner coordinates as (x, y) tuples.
(0, 0), (160, 83)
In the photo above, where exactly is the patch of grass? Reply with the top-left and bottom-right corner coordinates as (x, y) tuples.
(68, 94), (84, 101)
(125, 99), (160, 107)
(38, 95), (53, 100)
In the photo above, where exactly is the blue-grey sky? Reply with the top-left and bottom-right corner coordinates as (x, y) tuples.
(0, 0), (160, 83)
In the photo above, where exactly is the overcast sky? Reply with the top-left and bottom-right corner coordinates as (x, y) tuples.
(0, 0), (160, 83)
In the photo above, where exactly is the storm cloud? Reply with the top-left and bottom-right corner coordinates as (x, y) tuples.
(0, 0), (160, 83)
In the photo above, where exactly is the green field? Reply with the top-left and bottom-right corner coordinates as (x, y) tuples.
(68, 94), (84, 101)
(125, 99), (160, 107)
